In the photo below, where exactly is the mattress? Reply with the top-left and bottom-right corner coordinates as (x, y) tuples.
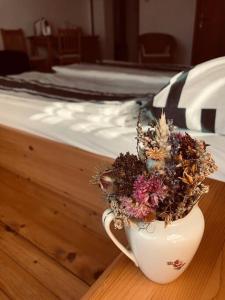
(0, 69), (224, 183)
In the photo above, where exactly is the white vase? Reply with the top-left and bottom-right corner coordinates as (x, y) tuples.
(102, 205), (205, 284)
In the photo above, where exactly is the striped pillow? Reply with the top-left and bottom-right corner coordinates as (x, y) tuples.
(145, 57), (225, 133)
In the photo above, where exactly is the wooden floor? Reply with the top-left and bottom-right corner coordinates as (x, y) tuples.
(0, 167), (119, 300)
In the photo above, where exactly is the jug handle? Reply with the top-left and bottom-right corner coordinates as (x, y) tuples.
(102, 208), (138, 266)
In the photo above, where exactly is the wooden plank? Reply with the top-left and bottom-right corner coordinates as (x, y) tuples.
(0, 166), (106, 238)
(0, 168), (118, 265)
(0, 124), (111, 213)
(215, 244), (225, 300)
(201, 244), (225, 299)
(0, 202), (101, 286)
(0, 248), (58, 300)
(0, 169), (118, 285)
(0, 222), (88, 300)
(0, 289), (11, 300)
(82, 179), (225, 299)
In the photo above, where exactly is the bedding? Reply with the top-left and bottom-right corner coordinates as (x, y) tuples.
(16, 69), (175, 94)
(0, 75), (147, 102)
(0, 67), (224, 184)
(145, 56), (225, 134)
(52, 63), (175, 81)
(0, 68), (173, 129)
(52, 63), (176, 95)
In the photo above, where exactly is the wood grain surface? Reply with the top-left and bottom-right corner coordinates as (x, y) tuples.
(83, 178), (225, 300)
(0, 124), (121, 299)
(0, 167), (119, 295)
(1, 124), (224, 299)
(0, 124), (111, 213)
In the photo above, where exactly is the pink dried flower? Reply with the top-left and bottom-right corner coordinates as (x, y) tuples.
(133, 175), (167, 208)
(120, 196), (151, 219)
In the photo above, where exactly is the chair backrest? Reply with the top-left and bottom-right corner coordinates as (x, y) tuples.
(57, 28), (82, 55)
(139, 33), (176, 59)
(1, 29), (28, 53)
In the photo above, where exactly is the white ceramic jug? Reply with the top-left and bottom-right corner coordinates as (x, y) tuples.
(102, 205), (205, 284)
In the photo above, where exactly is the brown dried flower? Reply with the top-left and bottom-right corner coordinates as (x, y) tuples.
(112, 152), (146, 197)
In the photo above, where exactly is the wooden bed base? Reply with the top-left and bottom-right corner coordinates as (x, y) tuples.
(0, 124), (121, 299)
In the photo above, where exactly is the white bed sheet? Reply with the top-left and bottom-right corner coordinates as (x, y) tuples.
(0, 94), (224, 183)
(52, 64), (176, 94)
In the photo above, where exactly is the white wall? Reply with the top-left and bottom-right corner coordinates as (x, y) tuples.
(0, 0), (91, 49)
(139, 0), (196, 64)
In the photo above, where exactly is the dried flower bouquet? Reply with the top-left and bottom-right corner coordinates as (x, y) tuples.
(93, 113), (217, 228)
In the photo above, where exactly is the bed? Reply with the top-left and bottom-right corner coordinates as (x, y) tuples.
(0, 63), (224, 299)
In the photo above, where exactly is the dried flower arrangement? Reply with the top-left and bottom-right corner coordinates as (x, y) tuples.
(92, 113), (217, 228)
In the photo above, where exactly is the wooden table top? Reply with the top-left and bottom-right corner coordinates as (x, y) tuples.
(82, 178), (225, 300)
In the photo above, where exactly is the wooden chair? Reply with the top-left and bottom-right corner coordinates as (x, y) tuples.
(1, 29), (48, 71)
(55, 28), (82, 65)
(139, 33), (176, 64)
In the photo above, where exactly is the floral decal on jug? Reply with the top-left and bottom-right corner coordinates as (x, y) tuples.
(167, 260), (186, 270)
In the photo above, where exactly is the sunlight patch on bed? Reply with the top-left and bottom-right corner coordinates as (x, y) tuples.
(30, 102), (76, 124)
(70, 122), (136, 139)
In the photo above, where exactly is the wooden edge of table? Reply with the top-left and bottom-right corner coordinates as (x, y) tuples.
(82, 178), (225, 300)
(0, 123), (112, 214)
(0, 122), (112, 162)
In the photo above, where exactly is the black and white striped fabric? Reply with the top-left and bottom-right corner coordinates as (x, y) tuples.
(145, 57), (225, 133)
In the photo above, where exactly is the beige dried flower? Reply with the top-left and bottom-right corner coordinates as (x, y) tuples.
(155, 112), (170, 150)
(92, 168), (115, 193)
(146, 147), (168, 160)
(114, 218), (123, 229)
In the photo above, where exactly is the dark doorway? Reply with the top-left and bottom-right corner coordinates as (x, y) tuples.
(192, 0), (225, 65)
(113, 0), (139, 62)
